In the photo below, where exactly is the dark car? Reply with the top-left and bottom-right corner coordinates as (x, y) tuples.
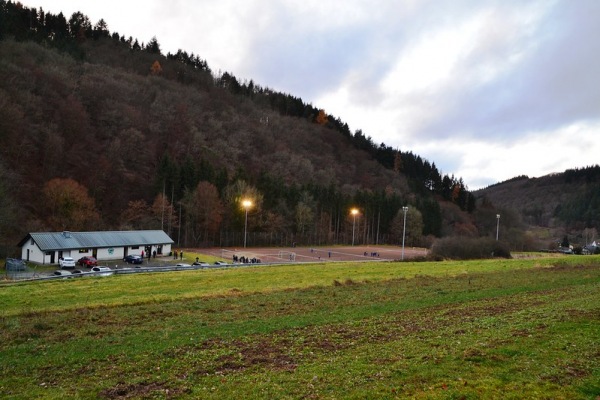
(78, 256), (98, 267)
(124, 255), (143, 264)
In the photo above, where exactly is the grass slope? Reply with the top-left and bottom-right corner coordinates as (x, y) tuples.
(1, 256), (599, 399)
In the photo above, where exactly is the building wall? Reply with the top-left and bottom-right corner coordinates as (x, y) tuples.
(21, 240), (44, 264)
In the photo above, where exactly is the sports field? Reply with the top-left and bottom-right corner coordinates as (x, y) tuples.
(196, 245), (428, 264)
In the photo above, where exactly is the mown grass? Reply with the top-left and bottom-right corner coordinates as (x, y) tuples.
(0, 256), (598, 399)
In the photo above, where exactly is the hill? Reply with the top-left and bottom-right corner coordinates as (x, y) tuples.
(0, 2), (484, 253)
(475, 165), (600, 248)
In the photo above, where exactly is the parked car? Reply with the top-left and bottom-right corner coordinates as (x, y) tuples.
(193, 261), (210, 267)
(124, 255), (143, 264)
(59, 257), (76, 268)
(91, 266), (113, 276)
(176, 263), (191, 267)
(92, 266), (112, 272)
(78, 256), (98, 267)
(53, 269), (72, 277)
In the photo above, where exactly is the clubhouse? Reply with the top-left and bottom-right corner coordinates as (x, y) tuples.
(17, 230), (174, 265)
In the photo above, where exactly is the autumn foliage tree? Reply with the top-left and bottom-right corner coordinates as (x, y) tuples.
(315, 109), (328, 125)
(150, 60), (162, 75)
(151, 193), (178, 234)
(120, 199), (151, 229)
(182, 182), (223, 246)
(43, 178), (100, 231)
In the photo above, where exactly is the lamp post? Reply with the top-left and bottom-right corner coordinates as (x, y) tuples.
(496, 214), (500, 241)
(351, 208), (359, 246)
(401, 206), (408, 260)
(242, 199), (252, 248)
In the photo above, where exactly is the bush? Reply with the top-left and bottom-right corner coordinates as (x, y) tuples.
(430, 237), (512, 260)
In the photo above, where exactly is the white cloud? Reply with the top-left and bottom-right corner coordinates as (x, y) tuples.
(412, 121), (600, 190)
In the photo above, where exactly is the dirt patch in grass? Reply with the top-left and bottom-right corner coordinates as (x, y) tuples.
(99, 380), (190, 399)
(194, 337), (299, 376)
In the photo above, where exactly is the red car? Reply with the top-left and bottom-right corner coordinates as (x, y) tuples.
(78, 256), (98, 267)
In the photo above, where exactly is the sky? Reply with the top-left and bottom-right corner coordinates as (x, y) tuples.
(31, 0), (600, 190)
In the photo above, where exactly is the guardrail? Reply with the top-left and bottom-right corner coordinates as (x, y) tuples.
(3, 262), (266, 282)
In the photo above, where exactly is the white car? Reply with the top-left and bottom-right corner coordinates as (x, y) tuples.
(92, 266), (112, 272)
(91, 266), (113, 276)
(59, 257), (76, 268)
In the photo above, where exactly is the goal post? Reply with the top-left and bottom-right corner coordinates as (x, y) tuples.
(277, 251), (296, 261)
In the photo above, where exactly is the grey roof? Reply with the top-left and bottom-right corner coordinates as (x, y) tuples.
(19, 230), (174, 251)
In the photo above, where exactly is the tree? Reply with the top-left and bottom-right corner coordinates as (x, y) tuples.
(0, 165), (18, 244)
(145, 36), (161, 54)
(43, 178), (100, 231)
(393, 151), (403, 173)
(93, 18), (109, 39)
(560, 235), (570, 248)
(182, 182), (223, 245)
(68, 11), (91, 41)
(315, 109), (328, 125)
(150, 60), (162, 76)
(295, 192), (315, 235)
(151, 193), (177, 233)
(120, 199), (151, 229)
(390, 207), (424, 246)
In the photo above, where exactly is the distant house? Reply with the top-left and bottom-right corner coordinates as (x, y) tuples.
(18, 230), (174, 265)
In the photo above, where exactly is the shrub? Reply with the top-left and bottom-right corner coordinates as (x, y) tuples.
(430, 237), (512, 260)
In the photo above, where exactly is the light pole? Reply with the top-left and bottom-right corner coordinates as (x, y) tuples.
(242, 199), (252, 248)
(351, 208), (359, 246)
(496, 214), (500, 241)
(401, 206), (408, 260)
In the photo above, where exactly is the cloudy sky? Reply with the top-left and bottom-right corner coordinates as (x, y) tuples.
(32, 0), (600, 189)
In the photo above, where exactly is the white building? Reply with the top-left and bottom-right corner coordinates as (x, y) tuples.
(18, 230), (174, 265)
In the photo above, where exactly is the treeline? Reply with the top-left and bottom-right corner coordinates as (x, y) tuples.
(563, 165), (600, 184)
(154, 153), (442, 246)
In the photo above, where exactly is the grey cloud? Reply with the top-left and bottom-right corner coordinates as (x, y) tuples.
(411, 0), (600, 142)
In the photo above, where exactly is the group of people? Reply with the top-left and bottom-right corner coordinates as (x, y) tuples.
(141, 250), (157, 259)
(364, 251), (380, 257)
(172, 250), (183, 260)
(232, 255), (261, 264)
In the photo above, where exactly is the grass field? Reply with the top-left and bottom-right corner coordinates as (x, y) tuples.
(1, 255), (599, 399)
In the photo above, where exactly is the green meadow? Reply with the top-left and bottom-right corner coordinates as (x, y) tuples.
(1, 256), (599, 399)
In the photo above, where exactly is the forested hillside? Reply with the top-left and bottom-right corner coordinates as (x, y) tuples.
(0, 1), (482, 253)
(475, 165), (600, 249)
